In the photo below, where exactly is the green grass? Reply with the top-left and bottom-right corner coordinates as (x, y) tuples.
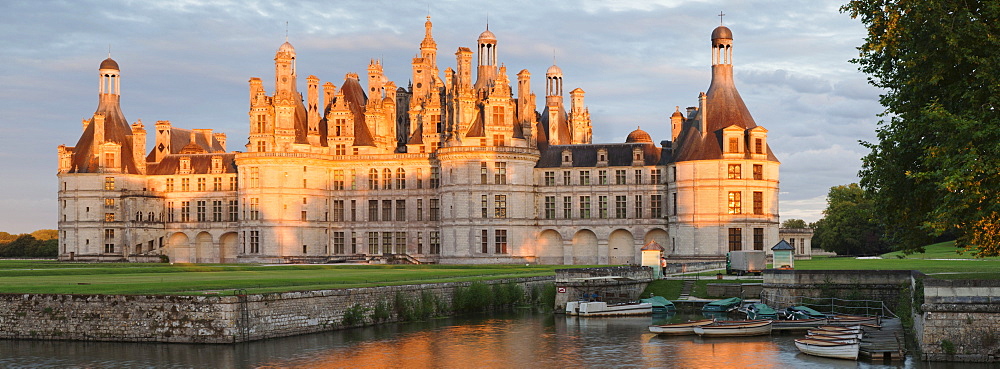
(640, 280), (683, 300)
(880, 240), (1000, 260)
(794, 255), (1000, 279)
(0, 261), (573, 295)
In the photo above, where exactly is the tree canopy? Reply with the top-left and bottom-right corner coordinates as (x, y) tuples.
(812, 184), (888, 256)
(843, 0), (1000, 256)
(781, 219), (808, 229)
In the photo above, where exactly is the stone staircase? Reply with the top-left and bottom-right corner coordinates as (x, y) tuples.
(677, 279), (696, 300)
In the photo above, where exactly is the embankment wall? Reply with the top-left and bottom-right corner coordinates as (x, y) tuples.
(918, 278), (1000, 362)
(0, 277), (552, 343)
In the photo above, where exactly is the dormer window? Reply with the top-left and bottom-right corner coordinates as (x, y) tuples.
(211, 156), (223, 174)
(728, 138), (739, 153)
(597, 149), (608, 167)
(632, 147), (644, 166)
(722, 125), (745, 158)
(179, 157), (191, 174)
(561, 149), (573, 167)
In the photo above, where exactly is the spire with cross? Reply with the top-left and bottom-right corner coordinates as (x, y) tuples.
(718, 11), (725, 25)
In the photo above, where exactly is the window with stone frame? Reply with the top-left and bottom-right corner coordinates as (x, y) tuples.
(728, 191), (742, 214)
(753, 164), (763, 180)
(728, 164), (741, 179)
(729, 228), (742, 251)
(544, 196), (556, 219)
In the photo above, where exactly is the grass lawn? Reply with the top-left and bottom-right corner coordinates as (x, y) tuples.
(791, 241), (1000, 279)
(0, 261), (570, 295)
(880, 240), (1000, 260)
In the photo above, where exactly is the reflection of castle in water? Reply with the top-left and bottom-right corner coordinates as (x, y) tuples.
(57, 19), (779, 264)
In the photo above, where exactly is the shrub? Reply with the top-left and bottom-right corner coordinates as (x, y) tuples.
(342, 304), (368, 326)
(372, 300), (391, 322)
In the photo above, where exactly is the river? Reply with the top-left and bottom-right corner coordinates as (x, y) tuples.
(0, 309), (985, 368)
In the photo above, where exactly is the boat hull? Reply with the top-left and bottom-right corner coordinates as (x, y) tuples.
(794, 339), (860, 360)
(772, 318), (828, 331)
(576, 301), (653, 317)
(693, 321), (773, 337)
(648, 319), (715, 335)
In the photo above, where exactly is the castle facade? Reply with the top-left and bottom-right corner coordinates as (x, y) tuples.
(57, 20), (780, 264)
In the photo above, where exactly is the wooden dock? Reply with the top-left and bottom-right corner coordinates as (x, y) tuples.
(859, 317), (906, 361)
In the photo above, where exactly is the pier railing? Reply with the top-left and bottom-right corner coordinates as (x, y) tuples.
(763, 292), (898, 319)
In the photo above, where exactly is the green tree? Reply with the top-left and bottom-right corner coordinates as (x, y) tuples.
(843, 1), (1000, 256)
(781, 219), (808, 229)
(813, 184), (888, 256)
(30, 229), (58, 241)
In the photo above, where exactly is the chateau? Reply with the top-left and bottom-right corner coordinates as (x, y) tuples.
(57, 20), (780, 264)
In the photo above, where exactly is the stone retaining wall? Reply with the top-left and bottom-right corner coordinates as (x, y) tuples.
(706, 283), (762, 299)
(761, 269), (915, 312)
(918, 278), (1000, 362)
(0, 277), (553, 343)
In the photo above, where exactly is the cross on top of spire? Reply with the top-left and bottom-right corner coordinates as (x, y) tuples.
(718, 11), (725, 25)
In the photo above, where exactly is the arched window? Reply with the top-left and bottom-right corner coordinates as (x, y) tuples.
(383, 168), (392, 189)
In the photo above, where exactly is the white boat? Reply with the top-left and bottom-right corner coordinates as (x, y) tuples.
(648, 319), (715, 335)
(794, 338), (860, 360)
(816, 325), (860, 331)
(575, 301), (653, 316)
(772, 318), (827, 331)
(565, 301), (580, 315)
(693, 320), (773, 337)
(807, 329), (862, 339)
(827, 316), (878, 326)
(805, 334), (860, 344)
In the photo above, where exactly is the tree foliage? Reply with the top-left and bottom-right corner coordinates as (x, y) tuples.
(0, 235), (57, 258)
(812, 184), (888, 256)
(781, 219), (808, 229)
(843, 0), (1000, 256)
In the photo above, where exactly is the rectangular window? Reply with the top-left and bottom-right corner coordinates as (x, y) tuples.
(671, 193), (677, 216)
(651, 195), (663, 218)
(395, 232), (406, 254)
(430, 231), (441, 254)
(335, 144), (347, 155)
(580, 196), (591, 219)
(417, 199), (423, 221)
(396, 199), (406, 221)
(168, 201), (175, 222)
(383, 169), (392, 190)
(728, 164), (741, 179)
(615, 170), (626, 185)
(104, 177), (115, 191)
(563, 171), (571, 186)
(753, 191), (763, 215)
(494, 230), (508, 254)
(382, 199), (392, 221)
(416, 232), (424, 254)
(228, 200), (238, 221)
(753, 164), (763, 180)
(544, 196), (556, 219)
(790, 238), (796, 247)
(728, 191), (742, 214)
(634, 169), (643, 185)
(249, 167), (260, 187)
(544, 171), (555, 186)
(104, 243), (115, 253)
(430, 167), (440, 188)
(755, 138), (763, 154)
(334, 232), (345, 254)
(181, 178), (190, 191)
(382, 232), (392, 254)
(104, 198), (115, 208)
(634, 195), (643, 218)
(598, 196), (608, 218)
(212, 200), (222, 222)
(615, 195), (627, 219)
(300, 210), (307, 221)
(104, 229), (114, 239)
(368, 200), (378, 221)
(651, 169), (662, 184)
(180, 201), (190, 222)
(495, 162), (507, 184)
(753, 228), (764, 250)
(350, 170), (357, 190)
(197, 177), (206, 191)
(333, 170), (345, 190)
(579, 170), (591, 185)
(728, 137), (739, 153)
(166, 178), (174, 192)
(333, 200), (345, 222)
(481, 163), (489, 184)
(481, 229), (489, 253)
(350, 200), (356, 221)
(563, 196), (572, 219)
(481, 195), (488, 218)
(729, 228), (742, 251)
(416, 168), (423, 189)
(230, 176), (238, 191)
(598, 170), (608, 185)
(430, 199), (440, 221)
(213, 177), (222, 191)
(396, 169), (406, 189)
(494, 195), (507, 218)
(351, 231), (357, 253)
(249, 230), (260, 253)
(250, 198), (259, 220)
(368, 232), (379, 254)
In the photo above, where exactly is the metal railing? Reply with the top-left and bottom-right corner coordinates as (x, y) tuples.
(763, 292), (898, 319)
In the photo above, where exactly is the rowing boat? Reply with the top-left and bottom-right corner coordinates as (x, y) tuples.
(794, 338), (860, 360)
(693, 320), (772, 337)
(648, 319), (714, 335)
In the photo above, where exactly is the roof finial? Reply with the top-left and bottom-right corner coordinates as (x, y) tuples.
(552, 49), (556, 65)
(486, 12), (489, 30)
(718, 11), (725, 25)
(285, 21), (289, 41)
(108, 44), (111, 58)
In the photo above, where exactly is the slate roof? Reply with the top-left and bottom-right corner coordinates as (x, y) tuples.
(340, 77), (375, 147)
(146, 153), (237, 175)
(536, 142), (666, 168)
(69, 95), (140, 174)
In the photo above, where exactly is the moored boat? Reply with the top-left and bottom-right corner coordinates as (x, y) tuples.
(827, 315), (879, 326)
(648, 319), (714, 335)
(693, 320), (772, 337)
(806, 333), (860, 344)
(808, 329), (862, 339)
(794, 338), (860, 360)
(785, 306), (826, 320)
(640, 296), (676, 314)
(702, 297), (742, 312)
(576, 301), (653, 316)
(772, 318), (827, 331)
(746, 303), (778, 320)
(816, 325), (860, 331)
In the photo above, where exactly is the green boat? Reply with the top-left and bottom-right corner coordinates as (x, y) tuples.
(640, 296), (676, 314)
(746, 303), (778, 320)
(702, 297), (742, 312)
(786, 306), (826, 320)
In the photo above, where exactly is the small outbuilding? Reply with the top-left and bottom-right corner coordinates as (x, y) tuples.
(771, 240), (795, 269)
(640, 241), (665, 277)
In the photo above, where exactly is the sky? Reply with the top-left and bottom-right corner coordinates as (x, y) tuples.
(0, 0), (883, 234)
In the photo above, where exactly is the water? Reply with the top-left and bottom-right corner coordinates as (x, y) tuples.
(0, 309), (986, 368)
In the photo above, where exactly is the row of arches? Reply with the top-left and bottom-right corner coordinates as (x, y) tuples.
(166, 231), (238, 263)
(534, 228), (668, 265)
